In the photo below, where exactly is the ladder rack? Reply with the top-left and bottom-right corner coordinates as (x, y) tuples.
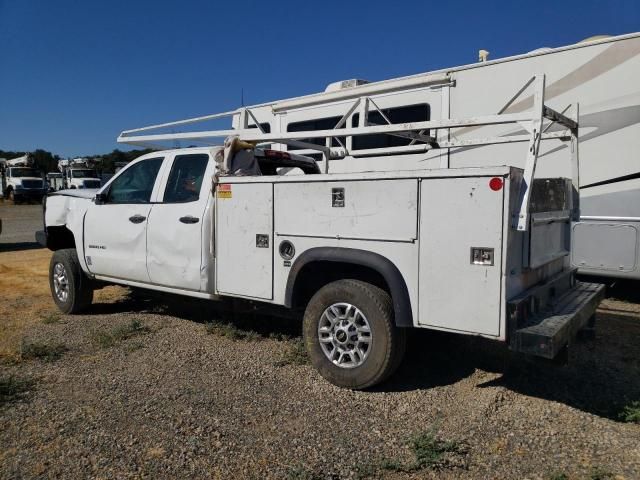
(117, 74), (579, 232)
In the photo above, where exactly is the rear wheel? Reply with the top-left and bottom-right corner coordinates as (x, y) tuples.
(49, 249), (93, 314)
(303, 279), (406, 390)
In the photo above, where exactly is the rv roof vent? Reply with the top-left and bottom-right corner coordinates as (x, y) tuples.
(528, 47), (553, 54)
(577, 35), (611, 44)
(324, 79), (370, 92)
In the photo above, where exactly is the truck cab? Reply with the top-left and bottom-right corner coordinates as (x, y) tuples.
(65, 167), (101, 189)
(43, 146), (319, 292)
(56, 158), (101, 190)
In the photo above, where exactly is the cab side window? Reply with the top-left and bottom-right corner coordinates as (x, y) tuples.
(163, 154), (209, 203)
(106, 157), (163, 204)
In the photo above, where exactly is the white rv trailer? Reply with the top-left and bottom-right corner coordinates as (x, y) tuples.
(119, 32), (640, 281)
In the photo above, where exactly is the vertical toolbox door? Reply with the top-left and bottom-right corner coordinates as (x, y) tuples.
(215, 182), (274, 300)
(419, 176), (504, 336)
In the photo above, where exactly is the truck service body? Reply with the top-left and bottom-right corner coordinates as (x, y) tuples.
(40, 73), (604, 388)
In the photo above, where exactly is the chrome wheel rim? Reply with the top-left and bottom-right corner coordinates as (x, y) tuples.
(318, 302), (372, 369)
(52, 262), (69, 303)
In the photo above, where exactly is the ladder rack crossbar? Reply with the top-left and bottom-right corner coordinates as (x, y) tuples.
(115, 74), (579, 233)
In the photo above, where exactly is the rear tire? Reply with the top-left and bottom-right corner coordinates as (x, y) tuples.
(49, 249), (94, 314)
(303, 279), (406, 390)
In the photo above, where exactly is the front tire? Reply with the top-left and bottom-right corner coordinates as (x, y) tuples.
(303, 279), (406, 390)
(49, 249), (94, 314)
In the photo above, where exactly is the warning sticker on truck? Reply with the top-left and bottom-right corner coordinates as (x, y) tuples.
(217, 184), (232, 198)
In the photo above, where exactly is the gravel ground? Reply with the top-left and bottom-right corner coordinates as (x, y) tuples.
(0, 208), (639, 479)
(1, 276), (639, 479)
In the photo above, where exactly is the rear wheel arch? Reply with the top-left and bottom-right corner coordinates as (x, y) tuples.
(285, 247), (414, 327)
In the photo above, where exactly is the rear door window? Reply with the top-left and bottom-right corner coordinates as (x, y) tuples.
(162, 154), (209, 203)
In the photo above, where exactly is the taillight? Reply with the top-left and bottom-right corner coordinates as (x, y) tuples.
(489, 177), (503, 191)
(264, 149), (290, 160)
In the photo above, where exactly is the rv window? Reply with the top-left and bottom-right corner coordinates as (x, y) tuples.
(352, 104), (430, 150)
(287, 116), (346, 151)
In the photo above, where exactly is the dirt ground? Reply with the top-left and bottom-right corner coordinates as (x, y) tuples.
(0, 207), (639, 479)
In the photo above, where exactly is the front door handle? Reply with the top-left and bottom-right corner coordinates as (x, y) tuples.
(129, 214), (147, 224)
(179, 215), (200, 224)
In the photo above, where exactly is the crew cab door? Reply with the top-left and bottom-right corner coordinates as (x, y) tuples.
(146, 153), (214, 291)
(84, 156), (165, 282)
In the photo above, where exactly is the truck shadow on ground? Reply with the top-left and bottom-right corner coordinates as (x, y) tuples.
(88, 284), (640, 423)
(384, 282), (640, 422)
(382, 318), (640, 422)
(0, 242), (42, 252)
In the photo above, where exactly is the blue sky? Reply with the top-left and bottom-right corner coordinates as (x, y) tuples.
(0, 0), (638, 157)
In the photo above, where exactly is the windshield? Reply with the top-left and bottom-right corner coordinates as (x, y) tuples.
(71, 169), (98, 178)
(10, 168), (38, 178)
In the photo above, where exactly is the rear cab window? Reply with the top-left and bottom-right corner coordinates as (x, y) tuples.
(163, 154), (210, 203)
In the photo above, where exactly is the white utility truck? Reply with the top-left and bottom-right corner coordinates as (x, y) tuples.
(56, 158), (101, 190)
(0, 155), (46, 203)
(38, 75), (604, 389)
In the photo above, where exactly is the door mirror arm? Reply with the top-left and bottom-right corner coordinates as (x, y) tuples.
(94, 192), (107, 205)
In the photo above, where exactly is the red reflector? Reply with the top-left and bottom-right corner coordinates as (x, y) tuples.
(489, 177), (503, 191)
(264, 149), (290, 159)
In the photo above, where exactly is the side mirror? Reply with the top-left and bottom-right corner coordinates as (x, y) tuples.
(94, 193), (107, 205)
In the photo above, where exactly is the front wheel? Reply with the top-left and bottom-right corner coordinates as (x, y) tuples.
(303, 279), (406, 390)
(49, 249), (94, 314)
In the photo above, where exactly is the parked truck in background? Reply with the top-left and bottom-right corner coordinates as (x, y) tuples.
(55, 158), (101, 190)
(0, 154), (47, 203)
(38, 75), (604, 389)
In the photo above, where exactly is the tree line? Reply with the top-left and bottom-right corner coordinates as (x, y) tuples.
(0, 148), (154, 174)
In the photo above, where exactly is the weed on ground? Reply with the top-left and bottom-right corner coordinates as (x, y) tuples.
(275, 339), (309, 366)
(92, 319), (150, 348)
(204, 319), (261, 341)
(372, 429), (465, 474)
(0, 375), (35, 404)
(41, 312), (61, 324)
(619, 400), (640, 423)
(21, 341), (68, 362)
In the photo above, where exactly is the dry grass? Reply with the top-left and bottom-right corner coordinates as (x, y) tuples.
(0, 248), (127, 362)
(0, 249), (53, 361)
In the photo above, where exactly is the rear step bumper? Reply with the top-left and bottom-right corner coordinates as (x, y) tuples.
(508, 270), (605, 359)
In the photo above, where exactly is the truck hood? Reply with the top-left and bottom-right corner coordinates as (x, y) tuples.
(51, 189), (99, 199)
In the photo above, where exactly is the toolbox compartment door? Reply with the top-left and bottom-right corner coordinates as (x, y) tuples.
(418, 175), (505, 336)
(215, 182), (274, 300)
